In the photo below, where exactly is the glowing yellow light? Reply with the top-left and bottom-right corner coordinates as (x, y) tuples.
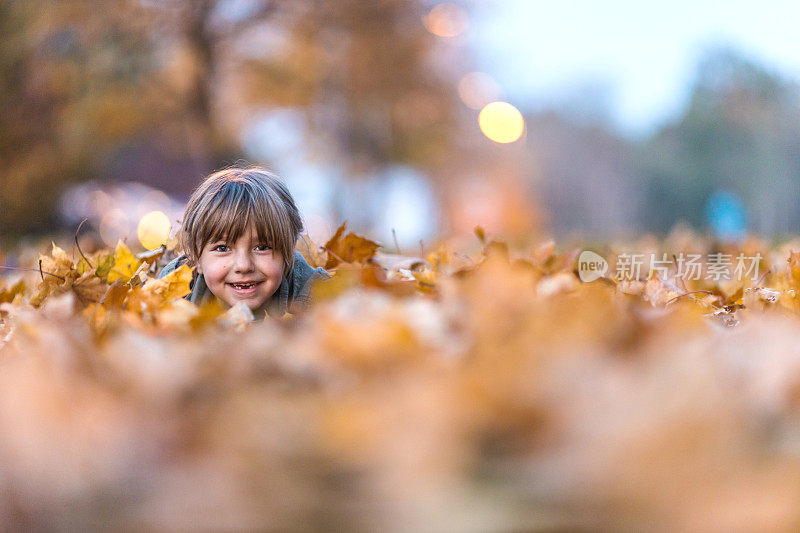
(423, 3), (469, 38)
(478, 101), (525, 144)
(137, 210), (171, 250)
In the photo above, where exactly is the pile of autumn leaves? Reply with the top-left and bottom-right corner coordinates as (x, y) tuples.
(7, 227), (800, 530)
(0, 224), (419, 336)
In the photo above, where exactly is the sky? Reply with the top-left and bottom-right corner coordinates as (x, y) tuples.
(470, 0), (800, 137)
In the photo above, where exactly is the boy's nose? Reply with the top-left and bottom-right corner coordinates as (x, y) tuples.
(233, 250), (255, 272)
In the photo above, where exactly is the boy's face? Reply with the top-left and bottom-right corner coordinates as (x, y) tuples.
(197, 226), (285, 313)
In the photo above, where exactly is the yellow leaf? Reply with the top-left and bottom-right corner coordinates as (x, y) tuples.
(141, 263), (193, 302)
(413, 268), (437, 292)
(107, 241), (142, 283)
(94, 253), (115, 279)
(0, 279), (26, 304)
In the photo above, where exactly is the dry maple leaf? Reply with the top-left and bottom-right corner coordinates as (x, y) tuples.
(324, 222), (381, 269)
(140, 263), (193, 303)
(296, 234), (327, 269)
(47, 242), (75, 274)
(70, 270), (108, 308)
(124, 285), (163, 318)
(107, 241), (142, 283)
(29, 243), (78, 307)
(109, 264), (194, 328)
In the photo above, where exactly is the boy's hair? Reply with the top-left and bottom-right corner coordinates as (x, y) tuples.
(178, 166), (303, 273)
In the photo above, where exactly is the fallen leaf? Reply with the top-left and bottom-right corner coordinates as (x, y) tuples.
(137, 245), (166, 265)
(71, 271), (108, 308)
(324, 222), (381, 269)
(107, 241), (142, 283)
(0, 279), (26, 304)
(141, 263), (194, 302)
(296, 234), (327, 269)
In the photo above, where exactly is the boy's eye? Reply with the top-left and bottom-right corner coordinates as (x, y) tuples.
(212, 244), (230, 252)
(255, 243), (272, 252)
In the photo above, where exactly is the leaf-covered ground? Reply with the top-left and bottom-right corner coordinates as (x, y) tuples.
(3, 226), (800, 531)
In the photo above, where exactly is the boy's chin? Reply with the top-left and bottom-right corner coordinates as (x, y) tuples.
(223, 296), (267, 310)
(219, 291), (274, 313)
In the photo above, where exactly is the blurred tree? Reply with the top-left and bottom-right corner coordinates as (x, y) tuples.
(525, 111), (642, 239)
(0, 0), (459, 239)
(239, 0), (458, 168)
(0, 0), (192, 236)
(0, 0), (89, 236)
(640, 47), (800, 235)
(233, 0), (461, 226)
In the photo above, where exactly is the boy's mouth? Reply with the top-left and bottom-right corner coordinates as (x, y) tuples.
(227, 281), (262, 291)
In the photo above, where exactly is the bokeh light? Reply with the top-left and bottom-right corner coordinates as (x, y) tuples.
(478, 101), (525, 143)
(89, 190), (112, 217)
(99, 208), (131, 247)
(457, 72), (502, 110)
(137, 211), (171, 250)
(423, 3), (469, 38)
(138, 189), (170, 213)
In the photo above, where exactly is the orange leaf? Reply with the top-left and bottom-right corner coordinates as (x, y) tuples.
(324, 222), (381, 269)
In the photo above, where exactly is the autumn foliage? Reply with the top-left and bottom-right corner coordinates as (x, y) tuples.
(4, 225), (800, 530)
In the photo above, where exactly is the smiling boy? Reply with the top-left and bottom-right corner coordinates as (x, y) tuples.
(159, 166), (329, 318)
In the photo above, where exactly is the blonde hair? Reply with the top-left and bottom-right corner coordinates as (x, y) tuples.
(178, 166), (303, 273)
